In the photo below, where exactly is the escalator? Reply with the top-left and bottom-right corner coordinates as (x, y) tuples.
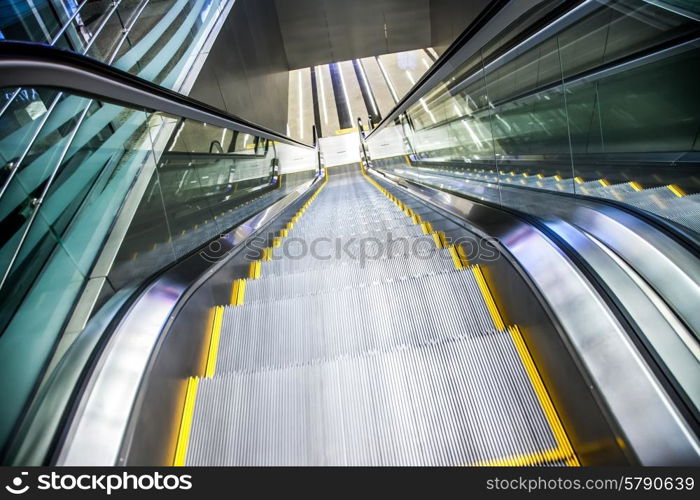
(0, 0), (699, 468)
(179, 165), (577, 466)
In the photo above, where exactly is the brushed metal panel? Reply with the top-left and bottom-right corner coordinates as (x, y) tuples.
(191, 0), (290, 133)
(429, 0), (491, 53)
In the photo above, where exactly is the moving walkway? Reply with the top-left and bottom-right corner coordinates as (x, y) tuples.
(1, 0), (699, 467)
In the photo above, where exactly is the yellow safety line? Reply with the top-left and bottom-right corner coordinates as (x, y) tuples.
(629, 181), (643, 191)
(598, 179), (611, 187)
(204, 306), (224, 378)
(448, 245), (463, 270)
(472, 265), (505, 331)
(573, 177), (584, 184)
(667, 184), (686, 197)
(362, 167), (464, 263)
(508, 325), (579, 466)
(173, 376), (199, 466)
(456, 244), (469, 267)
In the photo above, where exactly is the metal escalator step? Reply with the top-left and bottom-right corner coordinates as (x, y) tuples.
(291, 208), (409, 229)
(286, 223), (424, 242)
(217, 269), (496, 373)
(245, 262), (461, 303)
(262, 234), (453, 277)
(186, 333), (558, 465)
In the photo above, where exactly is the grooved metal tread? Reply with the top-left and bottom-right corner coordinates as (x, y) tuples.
(262, 234), (455, 277)
(187, 334), (558, 466)
(219, 268), (497, 373)
(184, 166), (563, 466)
(244, 264), (459, 304)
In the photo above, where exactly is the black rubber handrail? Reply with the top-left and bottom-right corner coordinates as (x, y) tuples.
(0, 41), (314, 150)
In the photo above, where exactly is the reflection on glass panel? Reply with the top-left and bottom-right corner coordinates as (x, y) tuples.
(2, 0), (226, 89)
(0, 0), (64, 43)
(0, 219), (84, 450)
(0, 87), (60, 179)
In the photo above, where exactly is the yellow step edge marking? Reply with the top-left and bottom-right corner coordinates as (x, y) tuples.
(599, 179), (611, 187)
(554, 174), (562, 181)
(432, 231), (444, 249)
(230, 279), (240, 305)
(667, 184), (686, 197)
(456, 244), (469, 267)
(574, 176), (584, 184)
(235, 279), (246, 306)
(173, 376), (199, 466)
(231, 279), (246, 305)
(247, 261), (256, 279)
(508, 325), (579, 466)
(468, 446), (572, 467)
(628, 181), (643, 191)
(205, 306), (224, 378)
(335, 126), (358, 135)
(273, 237), (281, 248)
(438, 232), (448, 248)
(448, 245), (463, 270)
(536, 173), (544, 179)
(472, 265), (505, 331)
(248, 261), (261, 279)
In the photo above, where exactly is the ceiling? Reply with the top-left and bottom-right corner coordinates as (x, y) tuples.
(273, 0), (432, 69)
